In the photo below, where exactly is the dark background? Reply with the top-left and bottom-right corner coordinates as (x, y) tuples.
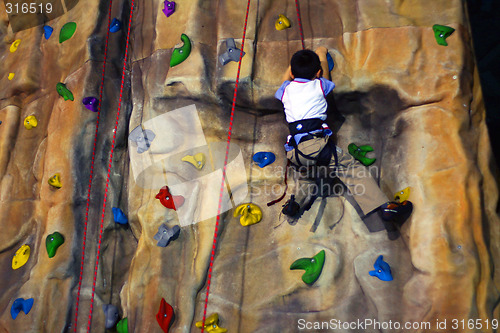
(468, 0), (500, 167)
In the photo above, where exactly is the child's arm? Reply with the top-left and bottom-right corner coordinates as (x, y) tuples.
(315, 47), (330, 81)
(281, 65), (293, 82)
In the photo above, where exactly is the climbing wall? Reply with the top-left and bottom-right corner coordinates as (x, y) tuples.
(0, 0), (499, 332)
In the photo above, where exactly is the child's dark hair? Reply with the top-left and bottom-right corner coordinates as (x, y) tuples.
(290, 50), (321, 80)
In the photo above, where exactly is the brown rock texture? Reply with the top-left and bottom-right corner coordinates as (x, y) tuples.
(0, 0), (499, 332)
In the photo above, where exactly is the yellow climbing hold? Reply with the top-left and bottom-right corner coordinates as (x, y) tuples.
(10, 39), (21, 53)
(275, 14), (291, 31)
(181, 152), (206, 170)
(234, 203), (262, 226)
(394, 187), (411, 202)
(48, 173), (62, 188)
(195, 313), (227, 333)
(24, 115), (38, 130)
(8, 73), (15, 80)
(12, 245), (30, 270)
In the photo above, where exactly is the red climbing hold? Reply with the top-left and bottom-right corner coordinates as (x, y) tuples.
(155, 186), (184, 210)
(156, 298), (174, 333)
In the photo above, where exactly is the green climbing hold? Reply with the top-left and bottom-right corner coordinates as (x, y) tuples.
(348, 143), (376, 166)
(170, 33), (191, 67)
(117, 318), (128, 333)
(59, 22), (77, 43)
(46, 232), (64, 258)
(432, 24), (455, 46)
(290, 249), (325, 285)
(56, 82), (74, 101)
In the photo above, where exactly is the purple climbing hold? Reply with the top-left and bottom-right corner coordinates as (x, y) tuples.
(162, 0), (175, 17)
(82, 97), (99, 112)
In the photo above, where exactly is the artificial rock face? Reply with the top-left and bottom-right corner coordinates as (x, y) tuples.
(0, 0), (499, 332)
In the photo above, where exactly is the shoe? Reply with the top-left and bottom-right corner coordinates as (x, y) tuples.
(380, 201), (413, 225)
(282, 195), (300, 217)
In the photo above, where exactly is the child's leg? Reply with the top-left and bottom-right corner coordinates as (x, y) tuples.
(330, 147), (388, 215)
(286, 137), (327, 168)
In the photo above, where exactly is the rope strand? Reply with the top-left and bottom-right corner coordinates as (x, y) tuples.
(294, 0), (306, 49)
(86, 0), (134, 331)
(73, 0), (113, 331)
(200, 0), (252, 331)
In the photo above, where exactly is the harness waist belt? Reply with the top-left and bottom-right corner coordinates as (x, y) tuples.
(288, 118), (323, 135)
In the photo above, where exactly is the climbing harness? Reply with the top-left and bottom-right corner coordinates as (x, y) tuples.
(287, 118), (339, 168)
(268, 118), (339, 208)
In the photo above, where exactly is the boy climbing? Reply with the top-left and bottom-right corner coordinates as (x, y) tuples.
(275, 47), (413, 226)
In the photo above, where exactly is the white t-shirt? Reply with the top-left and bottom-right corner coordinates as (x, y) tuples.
(275, 77), (335, 123)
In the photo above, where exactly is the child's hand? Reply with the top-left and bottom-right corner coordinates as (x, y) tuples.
(315, 47), (330, 80)
(315, 47), (328, 60)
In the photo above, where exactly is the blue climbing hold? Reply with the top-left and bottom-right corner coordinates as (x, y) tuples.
(252, 152), (276, 168)
(110, 18), (122, 33)
(103, 304), (120, 329)
(154, 224), (180, 247)
(43, 26), (53, 40)
(326, 52), (334, 72)
(112, 207), (128, 225)
(369, 255), (393, 281)
(11, 298), (34, 319)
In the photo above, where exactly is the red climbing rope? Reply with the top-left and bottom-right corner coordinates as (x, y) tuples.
(85, 1), (134, 331)
(200, 0), (251, 331)
(294, 0), (306, 49)
(73, 0), (113, 331)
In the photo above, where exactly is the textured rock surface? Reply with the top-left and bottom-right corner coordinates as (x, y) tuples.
(0, 0), (499, 332)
